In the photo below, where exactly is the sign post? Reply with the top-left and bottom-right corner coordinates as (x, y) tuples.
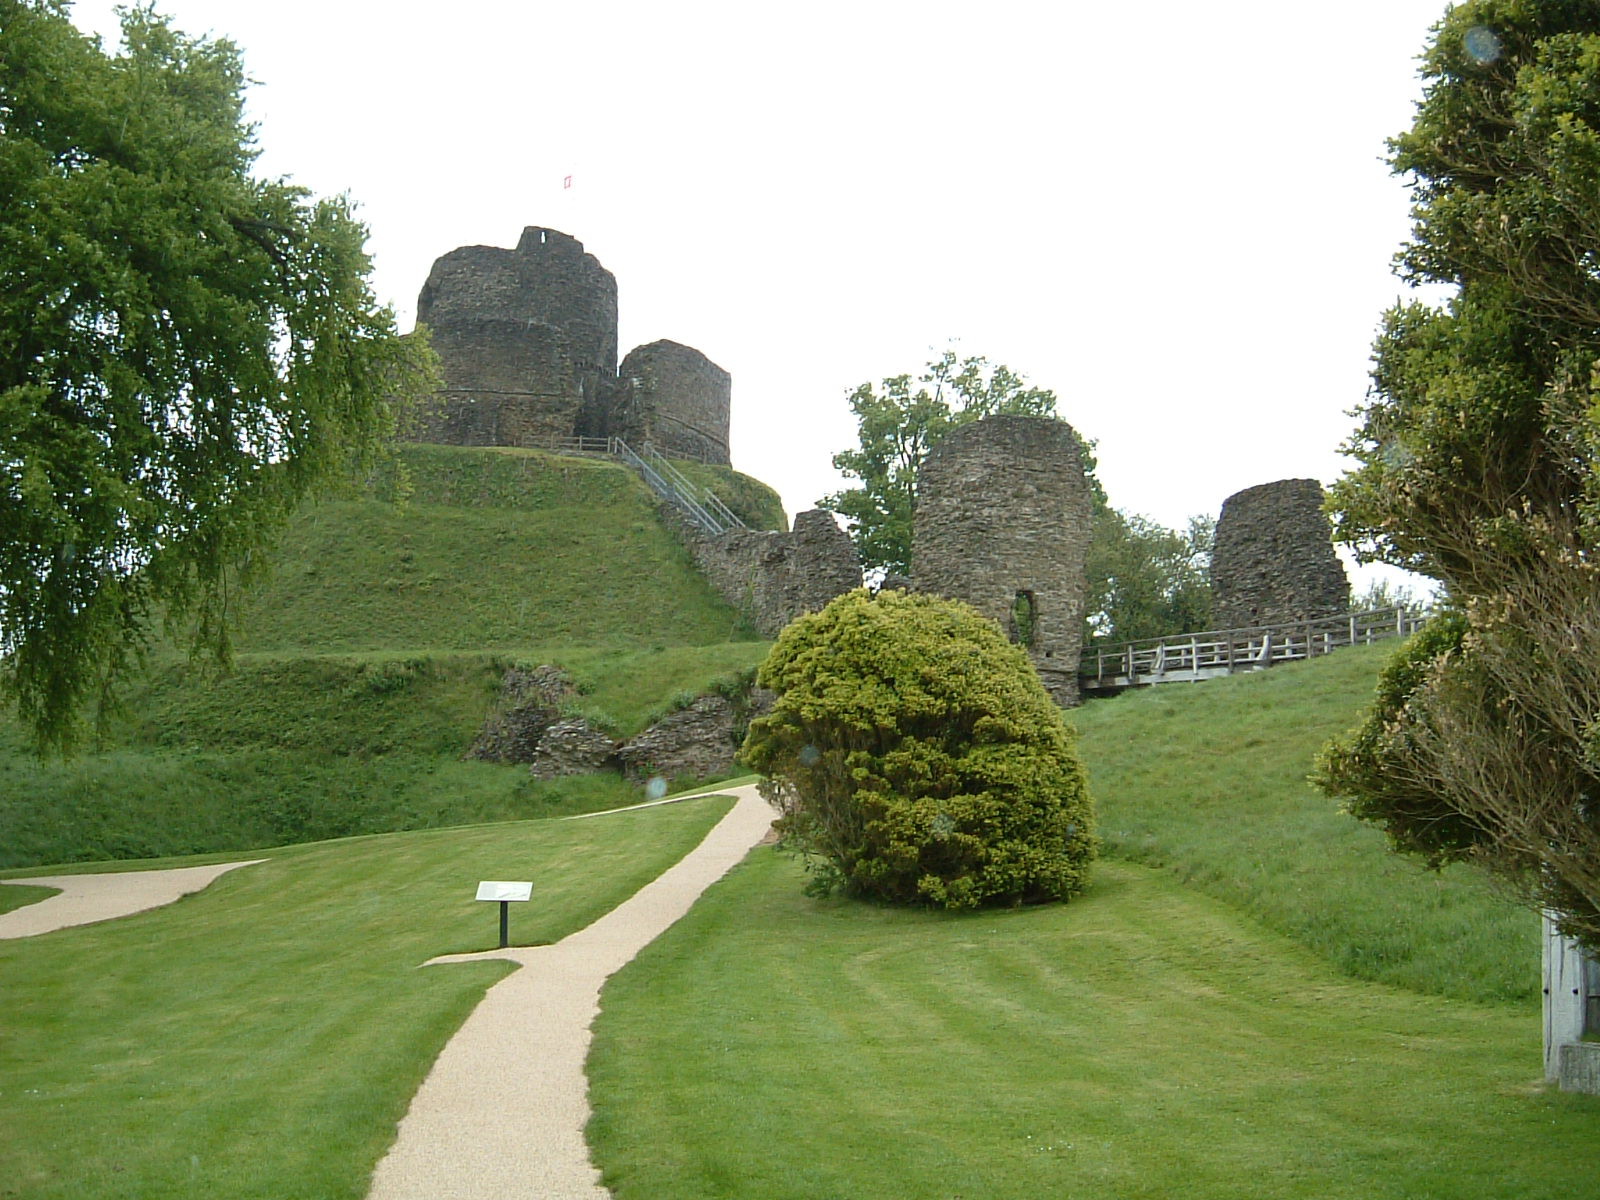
(475, 881), (533, 948)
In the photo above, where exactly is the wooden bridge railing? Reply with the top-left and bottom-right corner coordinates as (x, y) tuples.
(1081, 606), (1428, 691)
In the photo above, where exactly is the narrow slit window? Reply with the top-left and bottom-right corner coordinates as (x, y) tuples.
(1012, 590), (1037, 648)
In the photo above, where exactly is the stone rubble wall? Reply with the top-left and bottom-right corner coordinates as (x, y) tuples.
(1210, 478), (1349, 629)
(468, 664), (772, 785)
(913, 415), (1093, 706)
(675, 507), (862, 638)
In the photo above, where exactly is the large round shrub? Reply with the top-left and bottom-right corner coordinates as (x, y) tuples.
(741, 588), (1096, 909)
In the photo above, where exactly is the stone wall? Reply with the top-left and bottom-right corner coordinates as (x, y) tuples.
(410, 318), (580, 447)
(679, 508), (861, 637)
(616, 340), (732, 466)
(467, 663), (772, 785)
(912, 415), (1093, 705)
(1211, 479), (1349, 629)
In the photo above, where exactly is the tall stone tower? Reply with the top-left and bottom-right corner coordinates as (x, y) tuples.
(1210, 478), (1349, 628)
(413, 227), (619, 447)
(913, 415), (1094, 705)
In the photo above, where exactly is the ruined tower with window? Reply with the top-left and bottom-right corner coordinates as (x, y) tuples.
(912, 415), (1094, 705)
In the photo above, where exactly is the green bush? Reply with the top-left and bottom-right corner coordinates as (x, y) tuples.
(741, 589), (1097, 910)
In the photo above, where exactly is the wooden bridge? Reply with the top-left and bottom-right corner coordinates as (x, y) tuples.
(1080, 606), (1427, 694)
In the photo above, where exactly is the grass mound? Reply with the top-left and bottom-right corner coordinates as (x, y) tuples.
(231, 444), (768, 654)
(1, 443), (777, 868)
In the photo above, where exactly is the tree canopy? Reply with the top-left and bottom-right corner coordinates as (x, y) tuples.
(741, 588), (1097, 910)
(1317, 0), (1600, 951)
(0, 1), (435, 752)
(820, 349), (1069, 578)
(1084, 510), (1214, 646)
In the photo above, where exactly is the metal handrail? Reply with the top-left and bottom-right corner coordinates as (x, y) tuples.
(611, 437), (749, 536)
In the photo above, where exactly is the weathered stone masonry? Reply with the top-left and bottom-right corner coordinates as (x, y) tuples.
(616, 340), (732, 466)
(1210, 478), (1348, 629)
(673, 508), (862, 638)
(913, 415), (1094, 706)
(412, 227), (732, 465)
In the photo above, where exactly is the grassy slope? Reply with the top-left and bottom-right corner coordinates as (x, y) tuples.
(586, 642), (1591, 1198)
(0, 443), (775, 869)
(0, 794), (734, 1200)
(1069, 644), (1537, 1003)
(230, 445), (761, 654)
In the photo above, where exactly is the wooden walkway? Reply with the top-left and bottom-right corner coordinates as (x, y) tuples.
(1081, 606), (1426, 694)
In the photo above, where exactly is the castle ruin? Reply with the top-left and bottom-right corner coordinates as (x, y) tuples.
(409, 226), (859, 634)
(412, 227), (731, 465)
(1210, 478), (1349, 628)
(912, 415), (1094, 705)
(679, 508), (861, 638)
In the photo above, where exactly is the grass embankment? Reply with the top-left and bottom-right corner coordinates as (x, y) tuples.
(0, 792), (735, 1200)
(0, 443), (775, 869)
(1070, 644), (1536, 1003)
(587, 643), (1589, 1198)
(230, 444), (767, 655)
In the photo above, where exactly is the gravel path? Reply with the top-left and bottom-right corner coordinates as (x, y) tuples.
(0, 860), (266, 939)
(366, 784), (773, 1200)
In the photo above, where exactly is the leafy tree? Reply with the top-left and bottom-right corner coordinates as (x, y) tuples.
(1084, 511), (1214, 645)
(0, 2), (436, 752)
(821, 349), (1072, 577)
(1316, 0), (1600, 952)
(740, 589), (1097, 910)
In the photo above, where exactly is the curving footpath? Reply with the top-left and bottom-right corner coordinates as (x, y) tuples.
(0, 860), (265, 939)
(366, 784), (773, 1200)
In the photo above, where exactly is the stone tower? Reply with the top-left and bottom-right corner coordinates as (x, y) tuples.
(1210, 478), (1349, 628)
(912, 415), (1094, 705)
(410, 228), (734, 463)
(616, 340), (732, 466)
(414, 227), (619, 446)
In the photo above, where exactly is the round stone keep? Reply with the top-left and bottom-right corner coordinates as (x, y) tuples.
(913, 415), (1093, 705)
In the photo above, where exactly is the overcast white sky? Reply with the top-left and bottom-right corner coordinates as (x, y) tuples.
(71, 0), (1454, 594)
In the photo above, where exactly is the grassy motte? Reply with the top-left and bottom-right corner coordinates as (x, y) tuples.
(231, 444), (759, 654)
(589, 848), (1598, 1200)
(1, 442), (776, 868)
(0, 793), (734, 1200)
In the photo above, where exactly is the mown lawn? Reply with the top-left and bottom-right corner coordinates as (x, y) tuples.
(589, 849), (1600, 1200)
(0, 794), (733, 1200)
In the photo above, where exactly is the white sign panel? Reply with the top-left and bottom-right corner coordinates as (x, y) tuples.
(475, 881), (533, 902)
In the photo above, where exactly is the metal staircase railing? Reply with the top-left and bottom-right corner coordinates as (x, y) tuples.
(609, 437), (747, 536)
